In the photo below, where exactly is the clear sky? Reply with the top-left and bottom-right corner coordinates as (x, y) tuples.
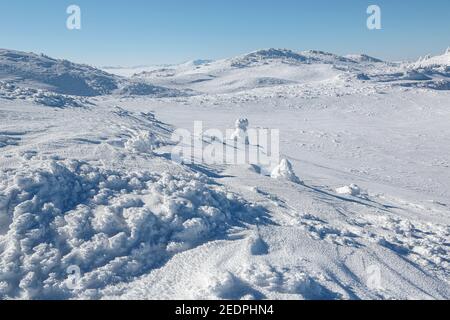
(0, 0), (449, 66)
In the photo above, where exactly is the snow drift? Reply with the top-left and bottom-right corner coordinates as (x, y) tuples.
(0, 160), (264, 299)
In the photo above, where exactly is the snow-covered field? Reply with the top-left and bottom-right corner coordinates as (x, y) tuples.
(0, 48), (449, 300)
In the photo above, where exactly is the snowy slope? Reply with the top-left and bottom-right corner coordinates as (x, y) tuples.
(132, 48), (450, 94)
(132, 49), (380, 95)
(0, 48), (449, 300)
(0, 49), (183, 98)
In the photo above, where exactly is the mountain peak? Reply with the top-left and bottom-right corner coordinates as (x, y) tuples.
(344, 54), (383, 63)
(228, 48), (375, 68)
(230, 48), (308, 67)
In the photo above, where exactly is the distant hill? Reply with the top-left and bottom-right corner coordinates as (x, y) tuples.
(0, 49), (184, 97)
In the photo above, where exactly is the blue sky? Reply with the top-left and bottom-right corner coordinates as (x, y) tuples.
(0, 0), (449, 66)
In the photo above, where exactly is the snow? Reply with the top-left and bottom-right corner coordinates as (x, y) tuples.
(270, 159), (301, 184)
(335, 184), (362, 196)
(412, 50), (450, 69)
(345, 54), (384, 64)
(0, 81), (89, 108)
(230, 118), (250, 144)
(0, 159), (262, 299)
(0, 49), (183, 98)
(0, 48), (449, 300)
(0, 49), (118, 96)
(125, 131), (158, 154)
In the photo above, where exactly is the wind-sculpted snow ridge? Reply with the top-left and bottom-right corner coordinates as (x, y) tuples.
(0, 81), (91, 108)
(0, 160), (265, 299)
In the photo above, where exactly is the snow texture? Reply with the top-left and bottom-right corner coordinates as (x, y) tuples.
(0, 160), (262, 299)
(0, 47), (449, 300)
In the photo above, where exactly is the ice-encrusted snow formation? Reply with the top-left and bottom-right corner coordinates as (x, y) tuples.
(230, 118), (250, 145)
(335, 184), (362, 196)
(125, 131), (159, 154)
(270, 159), (301, 184)
(0, 160), (263, 299)
(411, 49), (450, 69)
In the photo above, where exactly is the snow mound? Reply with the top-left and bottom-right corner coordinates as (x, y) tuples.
(230, 118), (250, 145)
(236, 263), (339, 299)
(335, 184), (362, 196)
(125, 131), (159, 154)
(0, 160), (263, 299)
(270, 159), (302, 184)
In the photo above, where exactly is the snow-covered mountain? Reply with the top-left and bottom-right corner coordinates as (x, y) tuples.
(0, 49), (183, 98)
(131, 48), (384, 94)
(131, 48), (450, 95)
(130, 47), (450, 95)
(3, 48), (449, 99)
(224, 49), (381, 68)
